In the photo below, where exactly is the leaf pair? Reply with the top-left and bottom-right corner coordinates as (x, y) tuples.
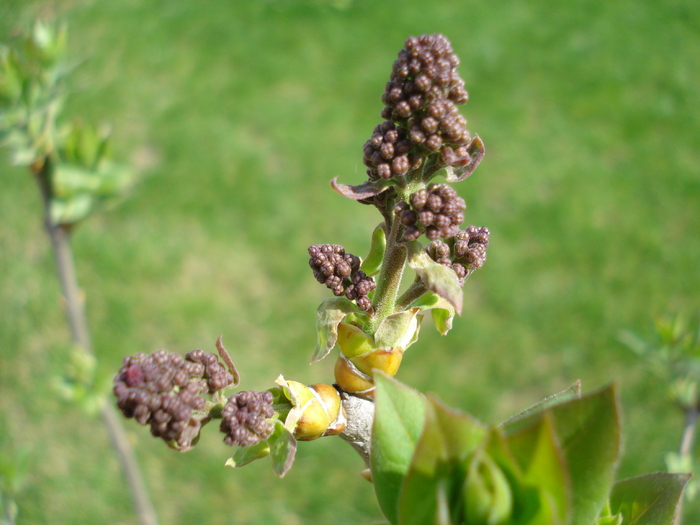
(371, 374), (689, 525)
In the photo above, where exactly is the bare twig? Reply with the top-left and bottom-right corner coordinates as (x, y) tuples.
(674, 406), (698, 525)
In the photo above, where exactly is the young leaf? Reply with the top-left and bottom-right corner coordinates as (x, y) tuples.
(330, 176), (395, 201)
(410, 291), (456, 336)
(371, 373), (427, 525)
(441, 135), (485, 183)
(267, 419), (297, 478)
(362, 224), (387, 277)
(609, 472), (691, 525)
(225, 441), (271, 469)
(311, 297), (361, 363)
(504, 384), (620, 525)
(500, 381), (582, 430)
(462, 449), (514, 525)
(406, 242), (463, 316)
(374, 309), (421, 350)
(50, 193), (94, 225)
(499, 413), (571, 524)
(398, 395), (489, 525)
(226, 414), (297, 477)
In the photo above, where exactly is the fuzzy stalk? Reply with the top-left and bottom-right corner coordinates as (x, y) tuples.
(33, 158), (160, 525)
(395, 278), (428, 313)
(368, 216), (407, 333)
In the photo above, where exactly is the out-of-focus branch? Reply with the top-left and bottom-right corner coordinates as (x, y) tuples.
(33, 158), (159, 525)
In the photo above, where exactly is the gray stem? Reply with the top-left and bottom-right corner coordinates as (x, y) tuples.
(674, 406), (698, 525)
(34, 159), (159, 525)
(338, 391), (375, 467)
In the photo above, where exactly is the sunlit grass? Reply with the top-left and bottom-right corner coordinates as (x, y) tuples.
(2, 0), (699, 523)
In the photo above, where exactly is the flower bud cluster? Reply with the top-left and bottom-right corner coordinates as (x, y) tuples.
(220, 390), (275, 447)
(363, 34), (473, 181)
(113, 349), (233, 449)
(308, 244), (376, 311)
(395, 183), (466, 241)
(185, 348), (235, 393)
(426, 225), (490, 285)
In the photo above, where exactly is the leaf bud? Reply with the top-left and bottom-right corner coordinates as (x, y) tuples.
(462, 450), (513, 525)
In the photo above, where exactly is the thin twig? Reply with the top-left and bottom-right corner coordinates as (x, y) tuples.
(674, 406), (698, 525)
(33, 158), (159, 525)
(679, 407), (698, 458)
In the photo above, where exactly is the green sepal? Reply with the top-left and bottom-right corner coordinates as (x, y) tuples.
(374, 308), (421, 350)
(371, 372), (427, 525)
(311, 297), (362, 363)
(410, 291), (456, 336)
(406, 241), (463, 316)
(609, 472), (691, 525)
(362, 223), (387, 277)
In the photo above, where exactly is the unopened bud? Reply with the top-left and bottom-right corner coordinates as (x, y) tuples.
(462, 450), (513, 525)
(278, 378), (346, 441)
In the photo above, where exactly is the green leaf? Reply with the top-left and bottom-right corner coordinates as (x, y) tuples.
(267, 419), (297, 478)
(53, 164), (103, 198)
(375, 309), (421, 350)
(10, 145), (39, 166)
(310, 297), (361, 363)
(398, 395), (488, 525)
(462, 449), (513, 525)
(597, 516), (624, 525)
(500, 381), (582, 430)
(94, 161), (133, 195)
(410, 291), (456, 336)
(226, 441), (271, 469)
(362, 223), (387, 277)
(50, 194), (94, 225)
(0, 48), (23, 102)
(371, 373), (428, 525)
(499, 413), (571, 524)
(406, 242), (463, 316)
(224, 420), (297, 478)
(503, 384), (621, 525)
(609, 472), (690, 525)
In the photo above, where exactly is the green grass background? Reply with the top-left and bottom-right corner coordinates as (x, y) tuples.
(1, 0), (699, 523)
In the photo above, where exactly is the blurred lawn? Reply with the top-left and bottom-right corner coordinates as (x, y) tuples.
(1, 0), (699, 523)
